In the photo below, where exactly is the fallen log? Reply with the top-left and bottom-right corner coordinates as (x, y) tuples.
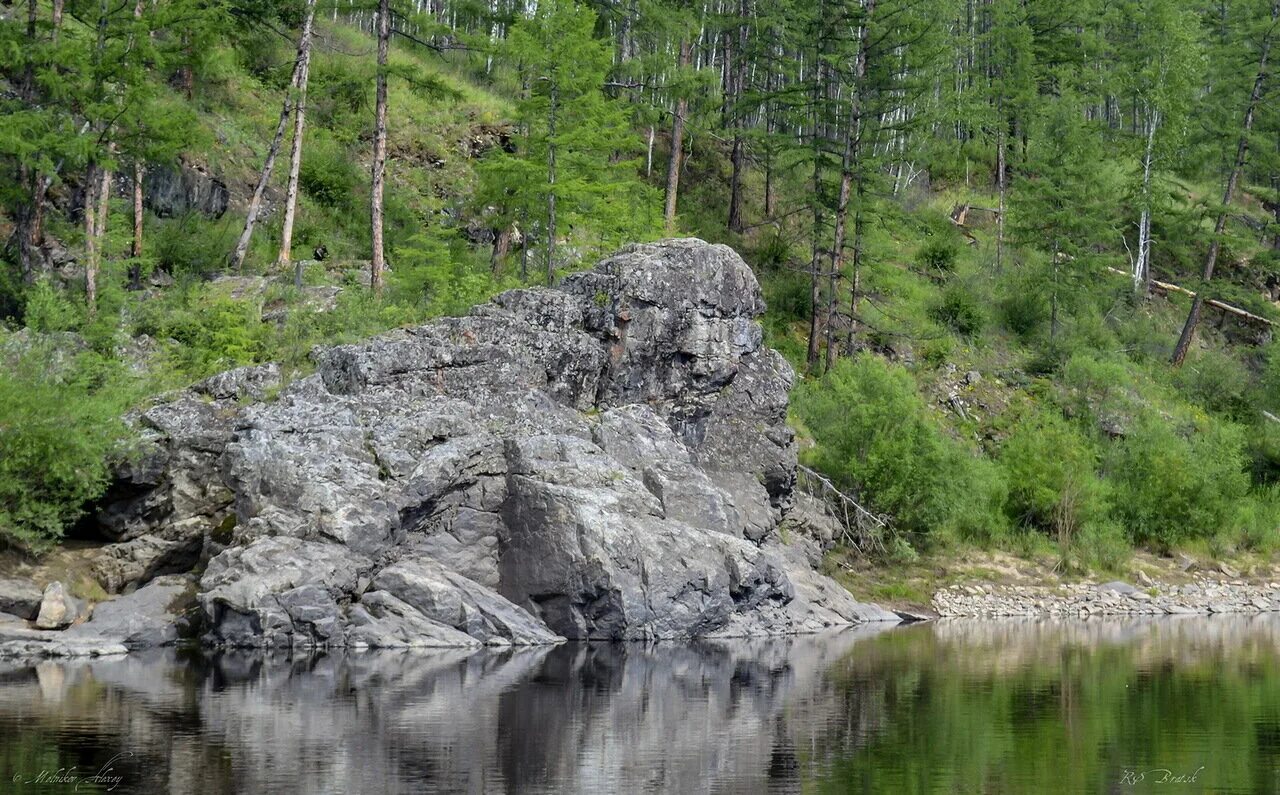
(1105, 266), (1276, 327)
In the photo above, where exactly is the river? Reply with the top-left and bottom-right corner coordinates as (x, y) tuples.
(1, 616), (1277, 793)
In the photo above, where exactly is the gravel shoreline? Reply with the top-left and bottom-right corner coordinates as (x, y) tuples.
(932, 575), (1280, 618)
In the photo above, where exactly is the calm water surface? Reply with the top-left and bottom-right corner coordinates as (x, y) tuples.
(1, 617), (1279, 794)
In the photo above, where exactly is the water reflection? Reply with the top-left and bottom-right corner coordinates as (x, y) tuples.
(1, 617), (1279, 793)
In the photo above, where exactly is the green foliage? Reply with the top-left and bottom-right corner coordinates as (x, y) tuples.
(21, 281), (81, 333)
(300, 133), (361, 210)
(0, 343), (135, 551)
(476, 0), (659, 280)
(915, 239), (958, 276)
(135, 291), (268, 377)
(995, 269), (1049, 339)
(1069, 519), (1132, 573)
(1235, 486), (1280, 553)
(794, 355), (1007, 546)
(999, 407), (1108, 541)
(151, 215), (239, 278)
(763, 269), (813, 324)
(1107, 416), (1250, 549)
(928, 283), (985, 337)
(1173, 348), (1251, 418)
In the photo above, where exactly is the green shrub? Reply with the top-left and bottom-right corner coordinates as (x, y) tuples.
(999, 407), (1108, 542)
(928, 283), (985, 337)
(915, 239), (958, 275)
(0, 344), (133, 552)
(1059, 352), (1134, 430)
(753, 230), (794, 270)
(137, 292), (268, 378)
(21, 281), (81, 333)
(1174, 348), (1251, 418)
(151, 215), (239, 278)
(997, 289), (1048, 339)
(1107, 415), (1251, 549)
(793, 354), (1007, 546)
(300, 135), (361, 210)
(763, 269), (813, 324)
(1248, 419), (1280, 485)
(1070, 518), (1131, 573)
(1236, 486), (1280, 553)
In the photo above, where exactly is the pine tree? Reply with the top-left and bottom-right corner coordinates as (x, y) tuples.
(1010, 88), (1117, 339)
(478, 0), (657, 285)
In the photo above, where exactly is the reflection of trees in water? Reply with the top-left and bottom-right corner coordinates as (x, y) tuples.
(826, 616), (1280, 793)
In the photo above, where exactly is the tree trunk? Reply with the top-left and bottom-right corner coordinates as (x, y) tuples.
(664, 40), (691, 233)
(824, 0), (873, 371)
(546, 82), (558, 286)
(491, 226), (511, 275)
(1172, 2), (1275, 366)
(370, 0), (390, 294)
(277, 0), (316, 271)
(1134, 106), (1159, 293)
(229, 3), (314, 273)
(96, 166), (112, 255)
(995, 117), (1006, 271)
(846, 193), (865, 355)
(520, 207), (530, 282)
(725, 0), (749, 234)
(1050, 243), (1060, 339)
(645, 125), (654, 178)
(51, 0), (64, 42)
(84, 164), (99, 309)
(129, 159), (144, 288)
(805, 27), (827, 370)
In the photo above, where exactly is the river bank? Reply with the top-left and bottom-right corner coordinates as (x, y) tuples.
(832, 547), (1280, 620)
(931, 575), (1280, 617)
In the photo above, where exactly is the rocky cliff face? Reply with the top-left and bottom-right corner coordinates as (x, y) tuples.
(7, 239), (894, 655)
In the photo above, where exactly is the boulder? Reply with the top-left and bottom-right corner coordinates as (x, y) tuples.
(370, 554), (560, 645)
(66, 239), (895, 651)
(0, 577), (43, 621)
(64, 575), (194, 649)
(35, 582), (89, 630)
(1097, 581), (1139, 596)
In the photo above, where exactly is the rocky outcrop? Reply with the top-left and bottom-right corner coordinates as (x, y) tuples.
(9, 239), (893, 655)
(116, 159), (230, 219)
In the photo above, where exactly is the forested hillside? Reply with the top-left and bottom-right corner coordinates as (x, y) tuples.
(3, 0), (1280, 571)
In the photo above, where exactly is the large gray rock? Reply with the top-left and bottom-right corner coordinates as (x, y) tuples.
(0, 577), (43, 621)
(64, 575), (194, 649)
(37, 238), (894, 653)
(372, 554), (561, 645)
(0, 576), (192, 657)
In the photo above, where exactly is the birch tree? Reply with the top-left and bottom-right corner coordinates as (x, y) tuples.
(277, 0), (318, 275)
(370, 0), (391, 293)
(230, 0), (317, 273)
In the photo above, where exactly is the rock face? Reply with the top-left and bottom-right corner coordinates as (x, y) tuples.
(65, 239), (893, 651)
(116, 159), (230, 219)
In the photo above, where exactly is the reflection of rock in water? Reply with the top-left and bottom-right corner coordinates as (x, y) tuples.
(0, 627), (895, 794)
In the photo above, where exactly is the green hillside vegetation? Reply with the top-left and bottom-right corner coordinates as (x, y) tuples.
(2, 0), (1280, 574)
